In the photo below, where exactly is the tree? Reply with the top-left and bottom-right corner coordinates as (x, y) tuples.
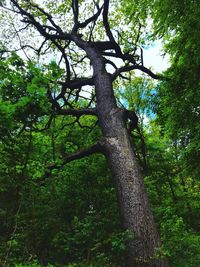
(123, 0), (200, 179)
(0, 1), (169, 266)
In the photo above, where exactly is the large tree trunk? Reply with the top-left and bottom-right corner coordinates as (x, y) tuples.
(104, 126), (167, 267)
(76, 40), (169, 267)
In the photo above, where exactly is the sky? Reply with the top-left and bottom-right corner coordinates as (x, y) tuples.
(143, 40), (170, 72)
(105, 39), (170, 76)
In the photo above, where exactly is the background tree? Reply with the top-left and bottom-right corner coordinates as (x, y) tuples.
(122, 0), (200, 178)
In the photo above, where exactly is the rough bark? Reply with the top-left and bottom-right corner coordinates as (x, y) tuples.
(82, 42), (169, 267)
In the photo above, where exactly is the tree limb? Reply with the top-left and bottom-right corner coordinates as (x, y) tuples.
(78, 5), (103, 29)
(58, 77), (94, 91)
(102, 0), (122, 55)
(47, 142), (103, 170)
(112, 64), (166, 80)
(55, 108), (97, 117)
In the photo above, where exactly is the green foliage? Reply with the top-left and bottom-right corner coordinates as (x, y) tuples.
(0, 58), (128, 265)
(15, 263), (54, 267)
(140, 0), (200, 182)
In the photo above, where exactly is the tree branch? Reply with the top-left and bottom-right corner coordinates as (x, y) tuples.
(31, 3), (63, 33)
(78, 5), (103, 29)
(47, 142), (103, 170)
(72, 0), (79, 32)
(10, 0), (73, 41)
(112, 64), (166, 80)
(102, 0), (122, 55)
(58, 77), (94, 91)
(55, 108), (97, 117)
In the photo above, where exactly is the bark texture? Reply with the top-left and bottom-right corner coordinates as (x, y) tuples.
(83, 42), (169, 267)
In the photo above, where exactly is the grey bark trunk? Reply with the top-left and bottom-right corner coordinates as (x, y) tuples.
(75, 39), (169, 267)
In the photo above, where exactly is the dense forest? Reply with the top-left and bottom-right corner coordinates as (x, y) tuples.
(0, 0), (200, 266)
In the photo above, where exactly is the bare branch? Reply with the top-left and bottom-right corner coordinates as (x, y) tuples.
(47, 142), (103, 170)
(10, 22), (31, 60)
(58, 77), (94, 91)
(78, 5), (103, 29)
(112, 64), (166, 80)
(31, 3), (63, 33)
(10, 0), (73, 41)
(55, 108), (97, 117)
(37, 38), (48, 55)
(93, 41), (116, 51)
(72, 0), (79, 32)
(102, 0), (122, 55)
(103, 0), (115, 43)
